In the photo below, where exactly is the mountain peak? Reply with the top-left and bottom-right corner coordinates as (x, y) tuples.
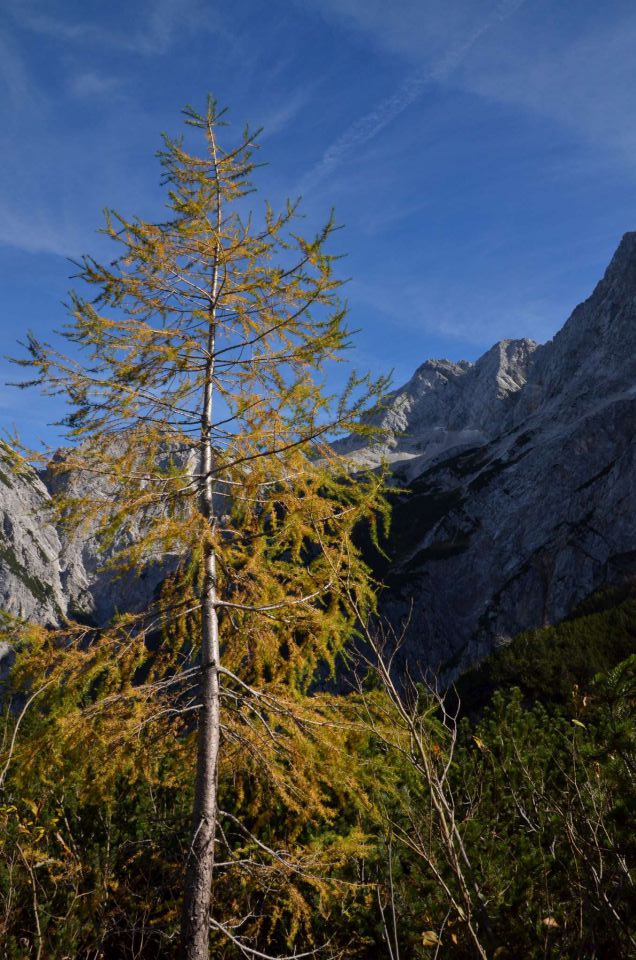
(522, 233), (636, 414)
(336, 336), (537, 475)
(605, 231), (636, 284)
(473, 338), (538, 395)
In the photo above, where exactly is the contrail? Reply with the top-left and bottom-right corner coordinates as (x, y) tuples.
(299, 0), (527, 193)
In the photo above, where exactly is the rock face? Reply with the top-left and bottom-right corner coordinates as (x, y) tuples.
(0, 233), (635, 679)
(42, 443), (199, 627)
(0, 444), (197, 634)
(0, 443), (65, 683)
(0, 443), (65, 625)
(360, 232), (636, 674)
(336, 338), (538, 476)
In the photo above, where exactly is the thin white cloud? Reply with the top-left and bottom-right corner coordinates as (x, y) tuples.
(14, 13), (91, 43)
(0, 34), (35, 105)
(454, 10), (636, 165)
(0, 200), (80, 257)
(303, 0), (636, 183)
(68, 71), (125, 99)
(350, 273), (564, 350)
(15, 0), (214, 57)
(137, 0), (201, 55)
(308, 0), (521, 63)
(299, 0), (526, 191)
(259, 88), (315, 141)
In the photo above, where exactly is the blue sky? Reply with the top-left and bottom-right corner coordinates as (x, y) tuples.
(1, 0), (636, 446)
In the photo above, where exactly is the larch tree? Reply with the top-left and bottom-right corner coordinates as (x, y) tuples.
(15, 99), (389, 959)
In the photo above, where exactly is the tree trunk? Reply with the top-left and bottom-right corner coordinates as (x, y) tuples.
(181, 208), (221, 955)
(181, 398), (220, 957)
(180, 538), (221, 957)
(180, 403), (220, 956)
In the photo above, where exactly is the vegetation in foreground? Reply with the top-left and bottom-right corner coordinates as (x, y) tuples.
(0, 586), (633, 959)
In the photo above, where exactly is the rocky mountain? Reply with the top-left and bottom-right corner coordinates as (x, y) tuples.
(0, 439), (223, 635)
(0, 443), (66, 625)
(335, 337), (539, 477)
(360, 232), (636, 674)
(0, 447), (192, 690)
(0, 233), (635, 680)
